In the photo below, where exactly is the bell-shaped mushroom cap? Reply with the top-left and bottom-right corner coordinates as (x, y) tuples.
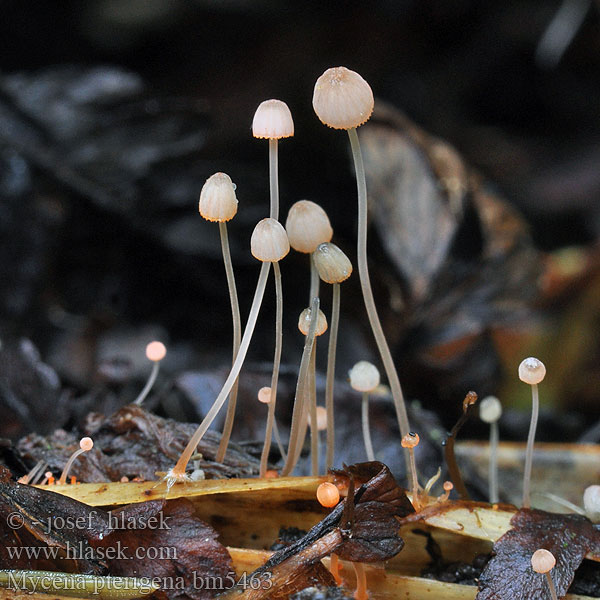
(199, 172), (238, 222)
(313, 242), (352, 284)
(583, 485), (600, 522)
(479, 396), (502, 424)
(285, 200), (333, 253)
(349, 360), (380, 392)
(518, 357), (546, 385)
(312, 66), (374, 130)
(250, 218), (290, 262)
(252, 99), (294, 139)
(298, 306), (328, 336)
(531, 549), (556, 574)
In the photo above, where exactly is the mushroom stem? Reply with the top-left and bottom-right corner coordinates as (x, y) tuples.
(329, 553), (343, 585)
(347, 127), (411, 470)
(260, 261), (284, 477)
(361, 392), (375, 461)
(281, 297), (320, 476)
(523, 383), (539, 509)
(273, 417), (287, 462)
(407, 447), (421, 511)
(489, 420), (499, 503)
(216, 221), (242, 463)
(309, 344), (319, 475)
(309, 254), (320, 302)
(352, 562), (368, 600)
(545, 572), (558, 600)
(58, 438), (93, 485)
(325, 282), (340, 470)
(168, 262), (271, 482)
(133, 362), (159, 406)
(269, 138), (279, 220)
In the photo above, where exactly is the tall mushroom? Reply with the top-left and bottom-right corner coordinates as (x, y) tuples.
(312, 66), (412, 479)
(198, 172), (241, 462)
(166, 218), (289, 486)
(313, 241), (353, 469)
(252, 99), (294, 221)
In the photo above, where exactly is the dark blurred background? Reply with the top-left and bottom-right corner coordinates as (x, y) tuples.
(1, 0), (599, 449)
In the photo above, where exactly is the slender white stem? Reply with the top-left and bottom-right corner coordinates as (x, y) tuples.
(309, 254), (320, 303)
(269, 139), (279, 221)
(361, 392), (375, 461)
(281, 297), (320, 476)
(260, 261), (283, 477)
(522, 383), (539, 508)
(347, 128), (411, 474)
(59, 449), (86, 485)
(489, 421), (499, 503)
(216, 221), (242, 463)
(273, 417), (287, 462)
(325, 283), (340, 470)
(408, 447), (421, 510)
(545, 572), (559, 600)
(170, 262), (271, 478)
(309, 344), (319, 475)
(133, 362), (160, 406)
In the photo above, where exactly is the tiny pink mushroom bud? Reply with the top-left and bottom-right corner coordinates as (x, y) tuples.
(134, 341), (167, 405)
(58, 437), (94, 485)
(146, 341), (166, 362)
(258, 386), (272, 404)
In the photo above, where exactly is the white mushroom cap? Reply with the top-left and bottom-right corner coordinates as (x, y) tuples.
(298, 306), (328, 336)
(313, 242), (353, 284)
(199, 172), (238, 222)
(349, 361), (380, 393)
(583, 485), (600, 522)
(531, 549), (556, 573)
(518, 357), (546, 385)
(146, 341), (167, 362)
(312, 67), (374, 130)
(309, 406), (327, 431)
(79, 437), (94, 451)
(285, 200), (333, 253)
(252, 99), (294, 139)
(251, 218), (290, 262)
(479, 396), (502, 424)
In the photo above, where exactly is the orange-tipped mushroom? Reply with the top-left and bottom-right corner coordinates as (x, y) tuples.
(58, 437), (93, 485)
(133, 341), (166, 406)
(401, 432), (422, 511)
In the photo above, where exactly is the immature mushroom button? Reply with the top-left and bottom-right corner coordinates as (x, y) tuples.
(312, 67), (374, 130)
(313, 242), (352, 284)
(316, 482), (340, 508)
(298, 307), (328, 336)
(584, 485), (600, 522)
(349, 360), (380, 393)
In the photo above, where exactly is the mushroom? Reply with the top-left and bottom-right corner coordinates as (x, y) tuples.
(312, 66), (411, 480)
(133, 341), (166, 406)
(166, 218), (289, 485)
(252, 99), (294, 220)
(401, 432), (422, 511)
(518, 357), (546, 508)
(281, 297), (322, 476)
(257, 386), (287, 471)
(531, 549), (558, 600)
(479, 395), (502, 503)
(583, 485), (600, 522)
(58, 437), (94, 485)
(349, 360), (380, 462)
(297, 305), (328, 475)
(313, 241), (353, 470)
(198, 172), (241, 462)
(285, 199), (333, 302)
